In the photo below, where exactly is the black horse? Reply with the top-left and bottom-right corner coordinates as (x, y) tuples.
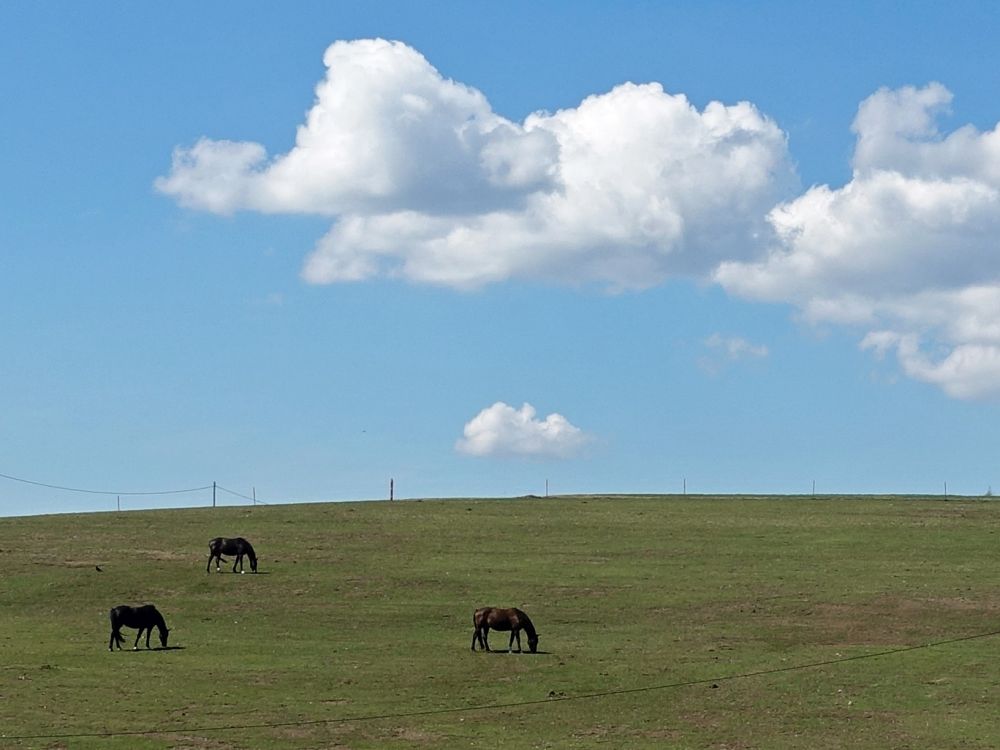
(471, 606), (539, 653)
(109, 604), (170, 651)
(207, 536), (258, 573)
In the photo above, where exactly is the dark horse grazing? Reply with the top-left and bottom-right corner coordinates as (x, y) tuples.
(471, 607), (539, 653)
(207, 536), (258, 574)
(109, 604), (170, 651)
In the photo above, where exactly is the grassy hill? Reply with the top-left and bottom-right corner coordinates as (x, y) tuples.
(2, 495), (1000, 748)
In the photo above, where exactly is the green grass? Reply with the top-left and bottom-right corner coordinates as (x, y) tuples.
(2, 495), (1000, 748)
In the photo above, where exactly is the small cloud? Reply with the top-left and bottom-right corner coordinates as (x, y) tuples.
(699, 333), (769, 374)
(456, 402), (591, 459)
(862, 331), (1000, 400)
(251, 292), (285, 307)
(860, 330), (900, 359)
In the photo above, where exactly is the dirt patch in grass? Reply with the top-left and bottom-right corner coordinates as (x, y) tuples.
(384, 726), (445, 744)
(151, 734), (221, 749)
(571, 724), (613, 740)
(689, 592), (1000, 658)
(139, 549), (197, 562)
(779, 594), (1000, 647)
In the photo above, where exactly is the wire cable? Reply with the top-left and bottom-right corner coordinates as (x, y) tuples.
(0, 471), (212, 497)
(6, 627), (999, 741)
(216, 484), (268, 504)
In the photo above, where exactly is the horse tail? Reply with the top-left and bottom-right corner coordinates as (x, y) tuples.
(109, 608), (125, 648)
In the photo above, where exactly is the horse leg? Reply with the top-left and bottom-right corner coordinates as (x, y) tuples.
(233, 554), (241, 573)
(206, 553), (213, 573)
(133, 628), (143, 650)
(482, 627), (491, 651)
(512, 627), (524, 653)
(145, 627), (153, 649)
(109, 627), (118, 651)
(475, 626), (489, 651)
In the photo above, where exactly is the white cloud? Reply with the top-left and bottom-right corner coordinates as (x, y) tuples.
(861, 332), (1000, 400)
(699, 333), (769, 375)
(705, 333), (769, 360)
(157, 42), (1000, 401)
(716, 83), (1000, 400)
(157, 38), (795, 290)
(456, 402), (591, 459)
(156, 40), (558, 217)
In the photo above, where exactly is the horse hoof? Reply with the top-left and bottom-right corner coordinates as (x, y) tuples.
(241, 571), (245, 574)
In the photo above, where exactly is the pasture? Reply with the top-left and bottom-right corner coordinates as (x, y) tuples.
(2, 495), (1000, 748)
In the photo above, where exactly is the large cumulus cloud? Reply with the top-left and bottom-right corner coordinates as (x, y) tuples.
(157, 40), (1000, 401)
(157, 38), (794, 290)
(157, 40), (558, 217)
(715, 83), (1000, 399)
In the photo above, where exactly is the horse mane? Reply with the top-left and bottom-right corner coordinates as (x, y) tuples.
(153, 607), (167, 628)
(516, 609), (537, 638)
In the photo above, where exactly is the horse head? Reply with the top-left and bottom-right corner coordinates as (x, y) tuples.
(159, 627), (170, 649)
(528, 633), (539, 653)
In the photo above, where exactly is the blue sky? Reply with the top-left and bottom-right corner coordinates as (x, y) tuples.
(4, 2), (1000, 516)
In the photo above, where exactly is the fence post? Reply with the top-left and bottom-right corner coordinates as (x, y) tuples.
(390, 478), (394, 501)
(213, 481), (216, 508)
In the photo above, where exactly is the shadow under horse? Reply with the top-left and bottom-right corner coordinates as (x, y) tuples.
(471, 606), (539, 653)
(207, 536), (258, 574)
(109, 604), (170, 651)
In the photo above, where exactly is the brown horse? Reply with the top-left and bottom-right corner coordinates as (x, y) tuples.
(471, 607), (539, 653)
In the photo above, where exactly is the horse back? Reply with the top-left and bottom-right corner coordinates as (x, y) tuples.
(475, 607), (520, 631)
(210, 536), (253, 555)
(496, 607), (533, 631)
(110, 604), (160, 628)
